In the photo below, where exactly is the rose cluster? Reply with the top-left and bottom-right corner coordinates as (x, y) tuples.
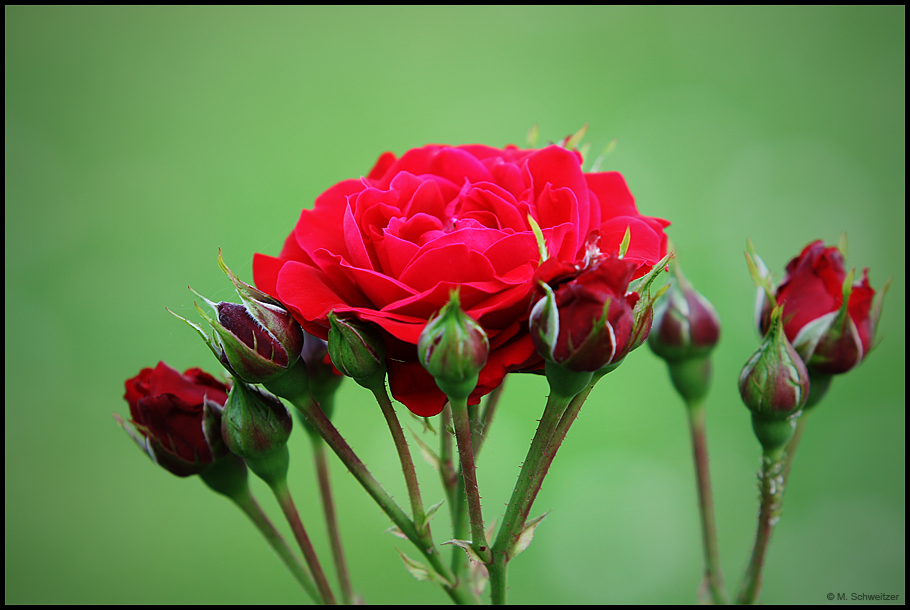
(254, 144), (669, 415)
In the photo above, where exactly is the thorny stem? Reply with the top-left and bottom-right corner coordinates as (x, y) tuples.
(271, 476), (338, 604)
(737, 448), (786, 604)
(200, 459), (321, 603)
(685, 398), (728, 605)
(265, 361), (472, 604)
(488, 382), (578, 604)
(450, 395), (491, 564)
(310, 432), (354, 604)
(372, 386), (429, 536)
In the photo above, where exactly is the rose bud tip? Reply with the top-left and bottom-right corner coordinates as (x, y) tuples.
(418, 289), (489, 402)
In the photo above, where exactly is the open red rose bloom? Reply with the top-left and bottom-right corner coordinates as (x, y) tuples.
(123, 362), (230, 476)
(254, 144), (669, 416)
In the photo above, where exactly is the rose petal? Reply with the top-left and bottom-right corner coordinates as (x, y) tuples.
(388, 360), (448, 417)
(275, 260), (366, 323)
(586, 171), (639, 218)
(373, 228), (420, 278)
(295, 178), (365, 261)
(343, 204), (375, 271)
(428, 147), (494, 185)
(398, 243), (497, 293)
(367, 151), (397, 181)
(459, 182), (526, 232)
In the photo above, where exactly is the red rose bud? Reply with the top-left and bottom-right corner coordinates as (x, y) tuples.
(418, 289), (490, 402)
(758, 240), (886, 375)
(221, 379), (292, 462)
(174, 254), (304, 383)
(115, 362), (230, 477)
(530, 255), (639, 372)
(649, 262), (720, 362)
(740, 306), (809, 452)
(327, 312), (387, 391)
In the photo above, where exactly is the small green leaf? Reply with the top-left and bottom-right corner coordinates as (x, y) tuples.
(527, 214), (549, 263)
(589, 138), (617, 173)
(527, 123), (539, 147)
(442, 539), (486, 565)
(408, 426), (442, 473)
(509, 511), (550, 559)
(564, 123), (588, 151)
(425, 500), (445, 522)
(837, 232), (848, 259)
(618, 225), (632, 259)
(384, 525), (408, 540)
(745, 239), (777, 306)
(396, 549), (452, 587)
(868, 276), (892, 352)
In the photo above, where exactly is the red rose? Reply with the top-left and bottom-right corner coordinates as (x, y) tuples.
(530, 255), (640, 371)
(254, 143), (669, 416)
(760, 240), (877, 375)
(122, 362), (230, 476)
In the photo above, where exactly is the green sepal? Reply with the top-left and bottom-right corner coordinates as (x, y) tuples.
(221, 379), (292, 471)
(544, 360), (593, 400)
(527, 214), (549, 263)
(751, 413), (799, 455)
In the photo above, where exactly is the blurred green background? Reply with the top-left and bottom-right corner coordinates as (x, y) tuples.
(5, 6), (904, 604)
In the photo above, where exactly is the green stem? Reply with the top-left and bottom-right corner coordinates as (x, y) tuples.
(200, 457), (321, 603)
(372, 386), (428, 536)
(450, 396), (491, 563)
(473, 379), (505, 458)
(265, 361), (471, 604)
(440, 405), (468, 578)
(779, 411), (809, 499)
(489, 376), (579, 604)
(311, 433), (354, 604)
(737, 448), (786, 605)
(271, 475), (338, 604)
(685, 398), (728, 605)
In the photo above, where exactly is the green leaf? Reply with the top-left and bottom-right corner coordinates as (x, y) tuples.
(408, 426), (442, 473)
(509, 511), (550, 559)
(442, 539), (486, 565)
(396, 549), (452, 587)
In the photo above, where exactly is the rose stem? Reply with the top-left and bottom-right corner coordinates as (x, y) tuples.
(685, 397), (728, 605)
(200, 458), (321, 603)
(446, 382), (505, 575)
(439, 405), (468, 572)
(449, 395), (491, 563)
(265, 361), (470, 604)
(267, 465), (337, 604)
(737, 447), (786, 604)
(308, 422), (354, 604)
(488, 381), (578, 604)
(371, 386), (429, 537)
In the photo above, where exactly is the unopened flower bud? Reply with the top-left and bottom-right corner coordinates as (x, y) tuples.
(649, 262), (720, 362)
(739, 306), (809, 452)
(173, 251), (304, 383)
(115, 362), (230, 477)
(221, 380), (292, 460)
(327, 312), (387, 391)
(649, 261), (721, 402)
(418, 289), (489, 402)
(530, 255), (639, 373)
